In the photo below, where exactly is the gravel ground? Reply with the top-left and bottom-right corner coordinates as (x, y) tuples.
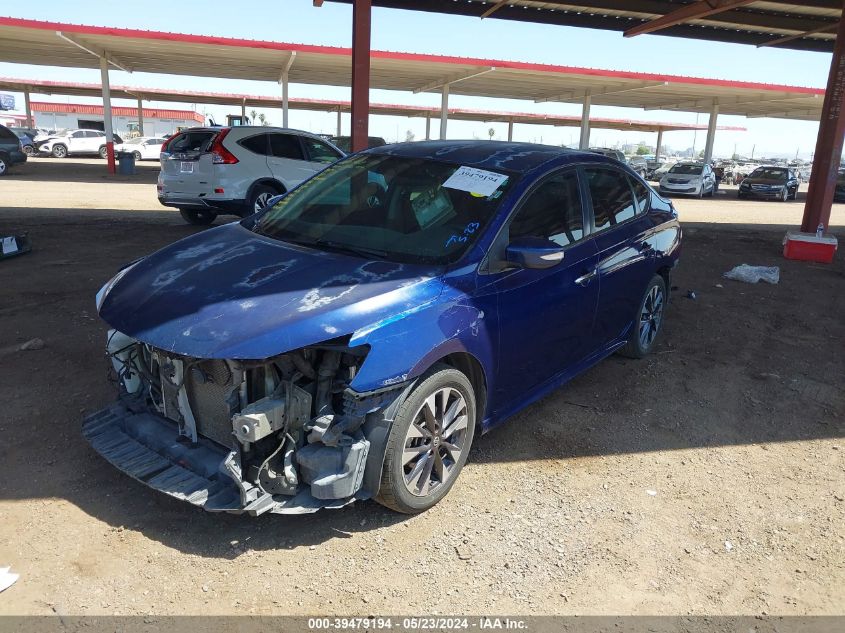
(0, 158), (842, 616)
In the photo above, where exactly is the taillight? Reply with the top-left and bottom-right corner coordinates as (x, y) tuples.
(209, 129), (239, 164)
(160, 132), (179, 153)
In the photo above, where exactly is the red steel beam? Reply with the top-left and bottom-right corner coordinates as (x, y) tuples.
(350, 0), (371, 152)
(624, 0), (757, 38)
(801, 11), (845, 233)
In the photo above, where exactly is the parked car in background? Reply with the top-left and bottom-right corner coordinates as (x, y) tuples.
(658, 162), (716, 198)
(329, 135), (386, 152)
(36, 129), (124, 159)
(588, 147), (625, 162)
(89, 141), (682, 516)
(0, 124), (27, 175)
(157, 126), (345, 225)
(114, 136), (168, 161)
(626, 155), (648, 178)
(737, 166), (799, 201)
(8, 128), (35, 156)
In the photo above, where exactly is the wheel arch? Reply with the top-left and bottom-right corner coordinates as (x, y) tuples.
(246, 178), (287, 200)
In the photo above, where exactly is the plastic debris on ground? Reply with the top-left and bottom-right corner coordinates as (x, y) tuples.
(685, 290), (697, 300)
(0, 234), (31, 261)
(723, 264), (780, 285)
(0, 567), (18, 593)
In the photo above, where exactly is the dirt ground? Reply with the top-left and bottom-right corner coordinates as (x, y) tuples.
(0, 157), (843, 616)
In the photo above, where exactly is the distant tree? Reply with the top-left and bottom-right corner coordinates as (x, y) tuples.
(249, 109), (258, 124)
(405, 129), (415, 142)
(258, 113), (269, 126)
(488, 127), (495, 140)
(636, 143), (650, 155)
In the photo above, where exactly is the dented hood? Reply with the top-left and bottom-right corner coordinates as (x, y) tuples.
(98, 222), (443, 359)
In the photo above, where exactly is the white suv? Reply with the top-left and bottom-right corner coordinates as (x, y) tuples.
(38, 129), (114, 159)
(157, 126), (344, 225)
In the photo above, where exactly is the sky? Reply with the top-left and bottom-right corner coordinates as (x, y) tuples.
(0, 0), (834, 159)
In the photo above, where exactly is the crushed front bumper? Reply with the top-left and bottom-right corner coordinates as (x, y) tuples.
(83, 403), (362, 515)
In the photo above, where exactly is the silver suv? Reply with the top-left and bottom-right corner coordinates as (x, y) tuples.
(157, 126), (344, 225)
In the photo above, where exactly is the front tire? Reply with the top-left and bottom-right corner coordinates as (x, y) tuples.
(0, 155), (8, 176)
(780, 187), (789, 202)
(178, 207), (217, 226)
(52, 144), (67, 158)
(620, 274), (667, 359)
(133, 151), (142, 161)
(376, 364), (476, 514)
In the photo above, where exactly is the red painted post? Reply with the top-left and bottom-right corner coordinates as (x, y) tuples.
(350, 0), (371, 153)
(801, 12), (845, 233)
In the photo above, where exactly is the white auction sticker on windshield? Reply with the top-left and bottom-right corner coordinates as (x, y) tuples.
(443, 166), (508, 197)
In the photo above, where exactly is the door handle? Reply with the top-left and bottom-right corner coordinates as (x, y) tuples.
(575, 270), (597, 287)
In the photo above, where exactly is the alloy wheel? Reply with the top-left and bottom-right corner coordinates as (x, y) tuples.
(639, 285), (664, 348)
(0, 158), (6, 175)
(254, 192), (273, 212)
(402, 387), (469, 497)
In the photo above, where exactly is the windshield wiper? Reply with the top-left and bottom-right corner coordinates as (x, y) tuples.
(287, 238), (391, 261)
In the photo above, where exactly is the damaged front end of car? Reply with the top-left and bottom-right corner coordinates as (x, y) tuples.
(83, 331), (406, 515)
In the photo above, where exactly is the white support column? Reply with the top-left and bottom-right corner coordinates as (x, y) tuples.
(655, 128), (664, 160)
(703, 102), (719, 164)
(336, 109), (342, 137)
(137, 97), (144, 136)
(439, 84), (449, 140)
(24, 90), (32, 129)
(99, 56), (115, 173)
(281, 72), (290, 128)
(579, 91), (591, 150)
(425, 116), (431, 140)
(507, 119), (514, 142)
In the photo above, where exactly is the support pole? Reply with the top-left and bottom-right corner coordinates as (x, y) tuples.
(801, 11), (845, 234)
(350, 0), (371, 152)
(656, 128), (664, 160)
(241, 99), (246, 123)
(136, 97), (144, 136)
(703, 102), (719, 164)
(507, 119), (514, 142)
(579, 91), (591, 150)
(99, 56), (115, 174)
(24, 90), (32, 129)
(425, 116), (431, 140)
(440, 84), (449, 140)
(336, 109), (342, 137)
(281, 72), (290, 128)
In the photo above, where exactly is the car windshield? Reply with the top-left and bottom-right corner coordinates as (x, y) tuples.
(669, 164), (703, 175)
(254, 153), (517, 265)
(751, 167), (788, 180)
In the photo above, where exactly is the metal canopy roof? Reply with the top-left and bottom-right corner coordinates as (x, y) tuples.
(322, 1), (842, 53)
(0, 78), (745, 134)
(0, 16), (823, 120)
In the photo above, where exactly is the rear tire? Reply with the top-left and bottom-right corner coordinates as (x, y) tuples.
(0, 154), (8, 176)
(619, 275), (667, 359)
(99, 145), (108, 159)
(52, 144), (67, 158)
(133, 151), (142, 161)
(179, 207), (217, 226)
(248, 184), (279, 214)
(376, 364), (476, 514)
(22, 145), (34, 156)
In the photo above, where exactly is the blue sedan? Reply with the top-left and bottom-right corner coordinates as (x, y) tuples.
(88, 141), (681, 515)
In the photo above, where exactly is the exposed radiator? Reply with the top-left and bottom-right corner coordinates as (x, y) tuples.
(185, 359), (238, 447)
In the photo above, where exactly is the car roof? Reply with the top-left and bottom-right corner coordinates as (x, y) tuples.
(364, 140), (600, 174)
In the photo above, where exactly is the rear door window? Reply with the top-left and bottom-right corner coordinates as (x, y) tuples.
(238, 134), (269, 155)
(0, 126), (16, 141)
(584, 167), (638, 231)
(629, 176), (651, 214)
(269, 133), (305, 160)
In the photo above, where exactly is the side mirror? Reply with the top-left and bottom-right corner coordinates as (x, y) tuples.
(506, 237), (565, 270)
